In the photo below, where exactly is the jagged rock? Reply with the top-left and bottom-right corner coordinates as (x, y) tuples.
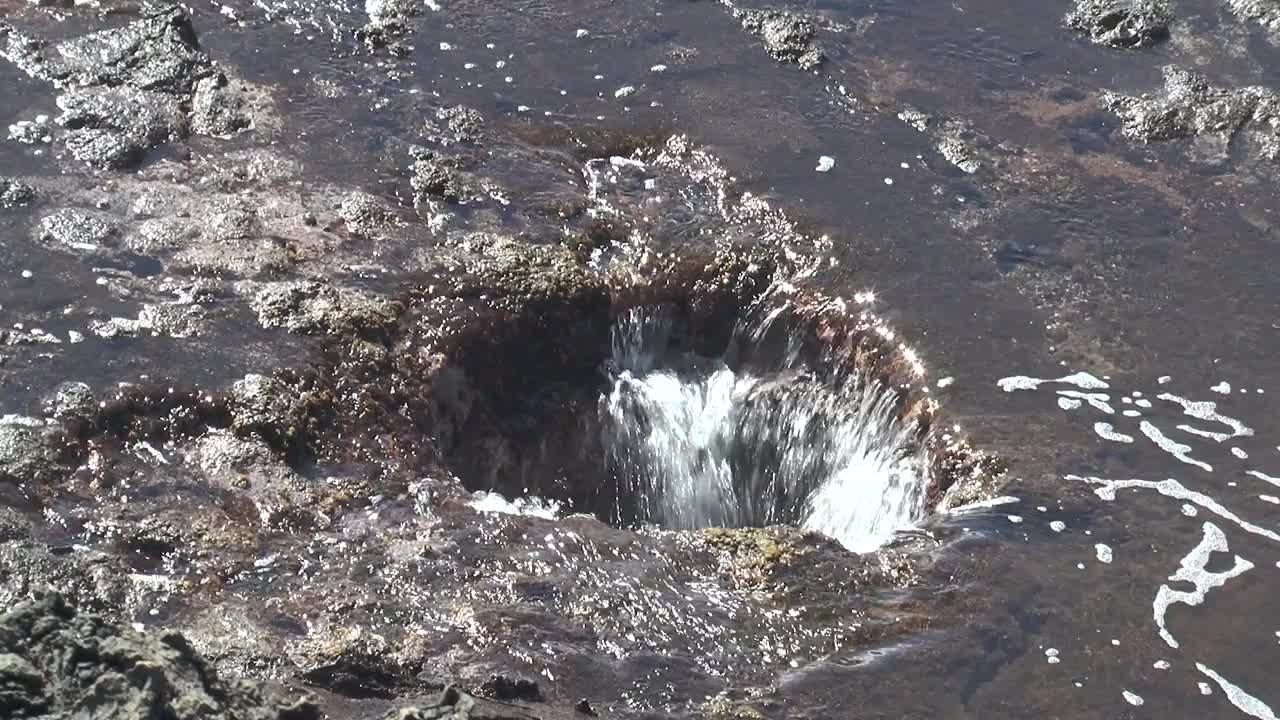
(1065, 0), (1173, 49)
(0, 594), (319, 720)
(0, 179), (35, 208)
(249, 281), (401, 336)
(736, 9), (824, 70)
(1101, 65), (1280, 160)
(56, 85), (186, 169)
(0, 6), (264, 168)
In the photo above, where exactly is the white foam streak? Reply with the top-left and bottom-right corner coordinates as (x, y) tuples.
(1067, 475), (1280, 543)
(1197, 664), (1279, 720)
(1152, 522), (1252, 648)
(1139, 420), (1212, 471)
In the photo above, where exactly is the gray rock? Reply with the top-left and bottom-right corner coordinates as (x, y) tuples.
(0, 179), (35, 208)
(190, 75), (253, 137)
(0, 421), (58, 481)
(0, 594), (320, 720)
(43, 382), (95, 420)
(229, 374), (297, 435)
(56, 86), (185, 169)
(1065, 0), (1173, 49)
(1225, 0), (1280, 40)
(37, 209), (114, 251)
(736, 9), (825, 70)
(0, 6), (214, 93)
(339, 191), (397, 236)
(250, 281), (400, 336)
(1101, 65), (1280, 160)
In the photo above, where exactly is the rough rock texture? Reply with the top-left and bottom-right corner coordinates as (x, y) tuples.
(735, 9), (824, 70)
(36, 209), (115, 251)
(411, 152), (467, 203)
(1225, 0), (1280, 41)
(1102, 65), (1280, 159)
(0, 594), (318, 720)
(248, 280), (402, 336)
(437, 106), (485, 144)
(0, 421), (60, 482)
(1065, 0), (1173, 49)
(0, 178), (35, 208)
(0, 6), (259, 168)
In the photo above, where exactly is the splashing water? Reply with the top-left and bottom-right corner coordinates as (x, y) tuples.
(599, 304), (930, 552)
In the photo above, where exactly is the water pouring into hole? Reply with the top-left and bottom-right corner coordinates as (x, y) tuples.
(600, 299), (931, 553)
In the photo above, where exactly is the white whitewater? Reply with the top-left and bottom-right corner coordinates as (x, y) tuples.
(599, 305), (929, 552)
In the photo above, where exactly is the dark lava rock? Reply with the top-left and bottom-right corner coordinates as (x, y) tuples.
(1101, 65), (1280, 159)
(736, 9), (825, 70)
(249, 281), (401, 336)
(384, 686), (538, 720)
(1065, 0), (1173, 49)
(36, 209), (115, 251)
(0, 179), (35, 208)
(478, 674), (543, 702)
(0, 594), (319, 719)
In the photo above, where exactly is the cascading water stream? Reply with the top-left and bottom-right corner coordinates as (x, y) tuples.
(599, 303), (931, 553)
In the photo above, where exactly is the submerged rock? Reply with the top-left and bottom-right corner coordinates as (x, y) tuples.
(1065, 0), (1173, 49)
(736, 9), (824, 70)
(0, 594), (319, 720)
(1101, 65), (1280, 160)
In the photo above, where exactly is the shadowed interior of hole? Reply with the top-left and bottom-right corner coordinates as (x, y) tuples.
(435, 290), (933, 553)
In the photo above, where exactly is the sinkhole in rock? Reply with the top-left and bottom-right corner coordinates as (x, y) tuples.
(437, 270), (951, 553)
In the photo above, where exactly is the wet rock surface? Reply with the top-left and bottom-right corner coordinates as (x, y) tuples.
(0, 6), (262, 168)
(731, 7), (825, 70)
(0, 594), (318, 720)
(1065, 0), (1174, 48)
(1102, 65), (1280, 160)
